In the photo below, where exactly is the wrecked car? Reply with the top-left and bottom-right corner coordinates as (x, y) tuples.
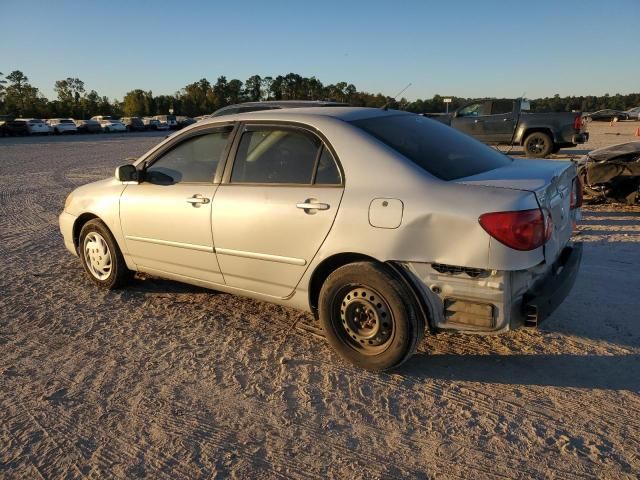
(60, 108), (583, 371)
(577, 141), (640, 204)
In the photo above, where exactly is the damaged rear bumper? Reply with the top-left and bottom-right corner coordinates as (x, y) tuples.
(521, 242), (583, 326)
(398, 242), (583, 334)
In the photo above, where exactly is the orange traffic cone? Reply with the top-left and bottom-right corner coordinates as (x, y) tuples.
(635, 127), (640, 137)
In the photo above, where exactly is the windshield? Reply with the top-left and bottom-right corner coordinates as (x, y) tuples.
(60, 119), (74, 124)
(349, 114), (512, 181)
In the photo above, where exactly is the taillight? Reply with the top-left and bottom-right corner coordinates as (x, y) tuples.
(574, 115), (583, 130)
(478, 209), (549, 251)
(570, 177), (583, 209)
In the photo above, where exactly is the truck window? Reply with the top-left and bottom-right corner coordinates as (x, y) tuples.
(457, 102), (487, 117)
(491, 100), (514, 115)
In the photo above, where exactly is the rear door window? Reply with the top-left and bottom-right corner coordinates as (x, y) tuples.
(230, 128), (320, 184)
(490, 100), (514, 115)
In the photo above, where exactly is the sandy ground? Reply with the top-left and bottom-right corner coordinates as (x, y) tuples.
(0, 124), (639, 479)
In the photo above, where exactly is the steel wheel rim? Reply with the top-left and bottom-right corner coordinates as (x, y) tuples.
(333, 286), (395, 355)
(83, 232), (112, 280)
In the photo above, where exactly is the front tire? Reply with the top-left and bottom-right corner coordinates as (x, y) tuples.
(318, 262), (424, 371)
(523, 131), (553, 158)
(79, 219), (132, 289)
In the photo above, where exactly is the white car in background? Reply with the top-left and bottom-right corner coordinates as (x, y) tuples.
(23, 118), (51, 135)
(624, 107), (640, 120)
(143, 117), (169, 131)
(100, 119), (126, 133)
(47, 118), (78, 134)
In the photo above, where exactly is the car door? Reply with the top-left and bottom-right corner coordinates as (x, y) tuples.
(482, 100), (516, 143)
(119, 126), (234, 284)
(211, 124), (344, 298)
(450, 101), (489, 140)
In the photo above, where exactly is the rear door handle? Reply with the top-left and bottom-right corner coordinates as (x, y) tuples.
(296, 199), (330, 212)
(186, 194), (210, 207)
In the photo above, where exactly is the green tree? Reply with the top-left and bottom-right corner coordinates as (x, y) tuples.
(244, 75), (262, 101)
(4, 70), (47, 117)
(122, 89), (148, 116)
(54, 77), (85, 117)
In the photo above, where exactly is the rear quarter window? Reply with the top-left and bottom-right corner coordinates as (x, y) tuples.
(349, 114), (512, 181)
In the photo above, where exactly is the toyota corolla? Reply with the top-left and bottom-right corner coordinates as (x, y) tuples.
(60, 107), (582, 371)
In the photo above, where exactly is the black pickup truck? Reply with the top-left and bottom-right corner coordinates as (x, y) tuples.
(425, 98), (589, 157)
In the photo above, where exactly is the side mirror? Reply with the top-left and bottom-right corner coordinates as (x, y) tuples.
(115, 164), (139, 182)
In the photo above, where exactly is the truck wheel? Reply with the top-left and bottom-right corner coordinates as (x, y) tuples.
(318, 261), (424, 371)
(524, 132), (553, 158)
(79, 219), (132, 289)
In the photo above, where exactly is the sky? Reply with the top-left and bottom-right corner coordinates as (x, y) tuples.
(3, 0), (639, 102)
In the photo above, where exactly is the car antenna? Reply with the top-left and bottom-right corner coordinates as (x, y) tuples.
(381, 83), (412, 111)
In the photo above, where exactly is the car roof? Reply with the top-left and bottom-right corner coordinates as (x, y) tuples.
(198, 106), (408, 126)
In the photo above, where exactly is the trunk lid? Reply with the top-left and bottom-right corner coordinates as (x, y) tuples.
(456, 159), (577, 262)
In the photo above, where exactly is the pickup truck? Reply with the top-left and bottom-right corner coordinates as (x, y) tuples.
(425, 98), (589, 158)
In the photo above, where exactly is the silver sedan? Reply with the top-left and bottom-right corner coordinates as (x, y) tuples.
(60, 107), (583, 371)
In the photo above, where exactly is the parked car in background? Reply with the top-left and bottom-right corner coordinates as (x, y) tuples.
(90, 115), (116, 122)
(153, 115), (178, 129)
(143, 118), (169, 130)
(623, 107), (640, 120)
(75, 119), (102, 134)
(0, 115), (14, 136)
(24, 118), (51, 135)
(176, 116), (197, 129)
(424, 98), (588, 157)
(209, 100), (349, 118)
(59, 107), (582, 371)
(3, 119), (31, 136)
(100, 119), (126, 133)
(47, 118), (78, 134)
(584, 109), (628, 122)
(120, 117), (146, 132)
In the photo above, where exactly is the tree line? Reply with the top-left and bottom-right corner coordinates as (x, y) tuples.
(1, 69), (638, 119)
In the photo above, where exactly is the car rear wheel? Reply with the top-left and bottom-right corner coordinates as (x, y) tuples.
(79, 219), (132, 289)
(524, 131), (553, 158)
(318, 261), (424, 371)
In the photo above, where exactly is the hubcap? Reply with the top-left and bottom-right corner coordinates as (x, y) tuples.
(83, 232), (112, 280)
(337, 286), (393, 353)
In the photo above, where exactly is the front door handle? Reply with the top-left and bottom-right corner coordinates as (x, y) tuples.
(186, 194), (210, 207)
(296, 199), (330, 213)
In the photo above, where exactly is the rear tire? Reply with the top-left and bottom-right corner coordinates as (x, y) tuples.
(523, 131), (553, 158)
(318, 261), (424, 371)
(79, 219), (132, 289)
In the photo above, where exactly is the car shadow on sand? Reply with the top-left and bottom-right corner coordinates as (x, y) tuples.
(400, 353), (640, 391)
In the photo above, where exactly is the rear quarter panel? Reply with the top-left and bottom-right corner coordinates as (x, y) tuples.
(290, 120), (543, 310)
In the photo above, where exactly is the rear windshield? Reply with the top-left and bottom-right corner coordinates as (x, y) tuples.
(349, 114), (512, 181)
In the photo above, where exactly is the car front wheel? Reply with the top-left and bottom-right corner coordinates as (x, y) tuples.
(79, 219), (132, 289)
(318, 262), (424, 371)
